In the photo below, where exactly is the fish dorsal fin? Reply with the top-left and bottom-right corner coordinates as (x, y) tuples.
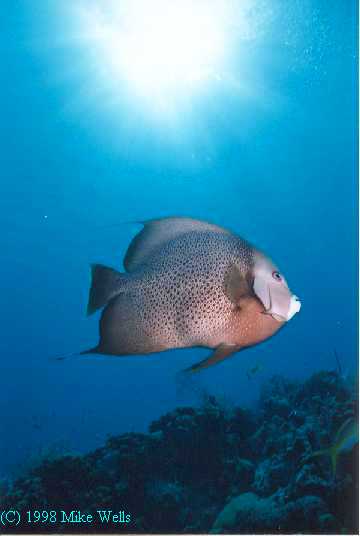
(224, 264), (250, 305)
(124, 217), (230, 272)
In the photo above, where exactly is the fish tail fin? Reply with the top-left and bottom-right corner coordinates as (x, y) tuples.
(87, 264), (130, 316)
(80, 346), (99, 355)
(52, 347), (100, 361)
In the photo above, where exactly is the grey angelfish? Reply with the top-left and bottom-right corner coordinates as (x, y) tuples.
(81, 217), (301, 372)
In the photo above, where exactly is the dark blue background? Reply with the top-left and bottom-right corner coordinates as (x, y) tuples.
(0, 1), (357, 477)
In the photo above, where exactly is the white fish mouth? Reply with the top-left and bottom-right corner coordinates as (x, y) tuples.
(286, 295), (301, 321)
(267, 295), (301, 322)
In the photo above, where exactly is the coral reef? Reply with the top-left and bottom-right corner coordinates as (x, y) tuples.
(1, 370), (358, 533)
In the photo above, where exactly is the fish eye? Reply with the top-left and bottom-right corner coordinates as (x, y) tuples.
(272, 271), (282, 282)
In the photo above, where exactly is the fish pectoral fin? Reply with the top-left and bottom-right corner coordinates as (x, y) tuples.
(224, 264), (250, 306)
(184, 343), (240, 373)
(87, 264), (129, 316)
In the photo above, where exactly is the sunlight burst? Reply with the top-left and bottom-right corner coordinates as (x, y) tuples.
(48, 0), (273, 127)
(74, 0), (246, 101)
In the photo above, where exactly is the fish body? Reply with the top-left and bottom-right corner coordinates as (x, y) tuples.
(84, 218), (301, 371)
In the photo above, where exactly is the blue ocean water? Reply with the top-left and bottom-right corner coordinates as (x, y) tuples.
(0, 0), (357, 479)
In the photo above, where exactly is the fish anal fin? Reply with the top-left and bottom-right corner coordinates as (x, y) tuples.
(87, 264), (129, 316)
(224, 264), (250, 306)
(185, 343), (240, 373)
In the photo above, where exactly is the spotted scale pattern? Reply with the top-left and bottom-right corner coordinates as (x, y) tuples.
(98, 230), (255, 355)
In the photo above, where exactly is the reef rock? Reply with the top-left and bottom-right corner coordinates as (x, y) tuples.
(1, 370), (357, 534)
